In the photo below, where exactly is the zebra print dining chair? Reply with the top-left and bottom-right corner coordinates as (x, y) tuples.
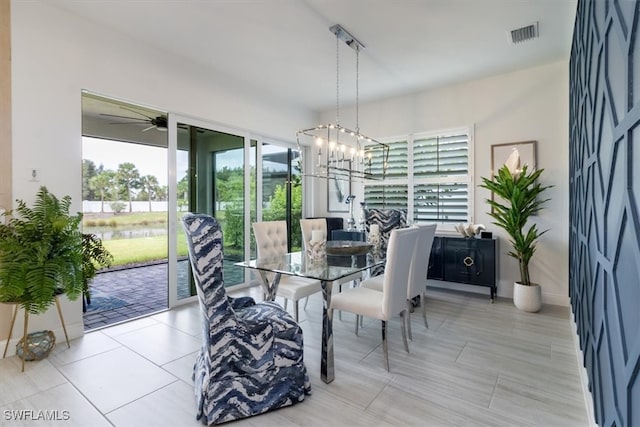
(182, 213), (311, 425)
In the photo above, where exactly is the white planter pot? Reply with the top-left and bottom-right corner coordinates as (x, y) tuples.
(513, 282), (542, 312)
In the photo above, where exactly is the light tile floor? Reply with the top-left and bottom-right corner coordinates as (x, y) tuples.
(1, 287), (590, 426)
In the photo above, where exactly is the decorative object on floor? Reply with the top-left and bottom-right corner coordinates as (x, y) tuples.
(182, 213), (311, 425)
(297, 24), (389, 182)
(480, 151), (552, 312)
(454, 223), (486, 238)
(2, 297), (70, 372)
(16, 330), (55, 361)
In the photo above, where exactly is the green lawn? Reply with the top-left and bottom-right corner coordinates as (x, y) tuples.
(88, 211), (248, 267)
(102, 236), (188, 266)
(83, 211), (168, 228)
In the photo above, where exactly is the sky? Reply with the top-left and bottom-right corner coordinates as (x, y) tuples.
(82, 137), (188, 186)
(82, 137), (291, 187)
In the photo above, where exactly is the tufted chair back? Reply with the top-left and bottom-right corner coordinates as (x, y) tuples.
(299, 218), (327, 252)
(253, 221), (289, 259)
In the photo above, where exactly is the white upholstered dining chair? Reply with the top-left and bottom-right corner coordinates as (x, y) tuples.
(299, 218), (364, 320)
(252, 220), (322, 321)
(329, 227), (420, 371)
(299, 218), (327, 250)
(361, 223), (437, 340)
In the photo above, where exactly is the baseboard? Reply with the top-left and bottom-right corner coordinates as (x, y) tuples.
(427, 280), (494, 299)
(570, 309), (597, 427)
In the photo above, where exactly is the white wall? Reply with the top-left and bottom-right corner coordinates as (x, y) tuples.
(317, 61), (569, 306)
(5, 1), (317, 343)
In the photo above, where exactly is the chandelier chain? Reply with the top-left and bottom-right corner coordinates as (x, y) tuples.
(356, 47), (360, 134)
(336, 34), (340, 126)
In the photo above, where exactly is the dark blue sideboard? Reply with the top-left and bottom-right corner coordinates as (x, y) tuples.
(427, 235), (497, 301)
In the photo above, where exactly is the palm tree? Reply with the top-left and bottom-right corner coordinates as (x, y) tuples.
(89, 171), (114, 213)
(140, 174), (160, 212)
(116, 162), (141, 213)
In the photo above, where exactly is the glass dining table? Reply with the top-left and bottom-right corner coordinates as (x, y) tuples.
(235, 250), (384, 384)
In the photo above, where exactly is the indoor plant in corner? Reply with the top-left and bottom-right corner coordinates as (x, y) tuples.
(0, 186), (84, 315)
(480, 163), (552, 312)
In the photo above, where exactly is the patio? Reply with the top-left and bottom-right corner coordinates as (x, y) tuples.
(83, 259), (244, 330)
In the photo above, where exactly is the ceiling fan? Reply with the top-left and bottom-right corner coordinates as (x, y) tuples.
(101, 106), (168, 132)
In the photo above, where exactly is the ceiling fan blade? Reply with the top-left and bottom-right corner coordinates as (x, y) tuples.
(100, 113), (148, 121)
(120, 106), (154, 120)
(141, 125), (155, 132)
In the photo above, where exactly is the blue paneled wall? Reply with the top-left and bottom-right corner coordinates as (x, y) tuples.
(569, 1), (640, 425)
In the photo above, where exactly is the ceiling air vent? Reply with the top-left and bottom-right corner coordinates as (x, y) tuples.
(510, 22), (539, 44)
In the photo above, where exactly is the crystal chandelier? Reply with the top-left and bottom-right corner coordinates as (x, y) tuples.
(297, 24), (389, 181)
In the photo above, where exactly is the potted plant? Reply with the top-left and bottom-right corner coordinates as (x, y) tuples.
(81, 233), (113, 312)
(0, 186), (84, 314)
(480, 164), (552, 312)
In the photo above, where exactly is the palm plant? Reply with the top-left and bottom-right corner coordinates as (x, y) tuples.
(0, 187), (84, 313)
(81, 233), (113, 307)
(480, 165), (552, 286)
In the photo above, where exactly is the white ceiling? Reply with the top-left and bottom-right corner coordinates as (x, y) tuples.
(52, 0), (577, 113)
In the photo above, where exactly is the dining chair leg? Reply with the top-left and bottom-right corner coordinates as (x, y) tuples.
(400, 310), (409, 354)
(355, 315), (359, 336)
(338, 284), (343, 321)
(406, 300), (413, 341)
(294, 301), (299, 322)
(422, 292), (429, 328)
(304, 296), (309, 309)
(381, 320), (389, 372)
(283, 298), (288, 311)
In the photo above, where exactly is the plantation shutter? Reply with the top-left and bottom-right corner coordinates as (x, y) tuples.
(363, 129), (470, 223)
(413, 132), (469, 222)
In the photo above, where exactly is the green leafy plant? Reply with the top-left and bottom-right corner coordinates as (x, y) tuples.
(81, 233), (113, 305)
(480, 165), (552, 286)
(0, 187), (84, 313)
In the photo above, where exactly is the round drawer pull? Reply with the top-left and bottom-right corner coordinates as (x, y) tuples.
(463, 256), (474, 267)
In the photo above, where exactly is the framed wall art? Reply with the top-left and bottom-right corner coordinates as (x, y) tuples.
(491, 140), (537, 175)
(327, 171), (351, 212)
(490, 141), (537, 211)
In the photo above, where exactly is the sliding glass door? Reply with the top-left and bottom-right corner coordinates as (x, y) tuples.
(168, 116), (301, 306)
(261, 144), (302, 251)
